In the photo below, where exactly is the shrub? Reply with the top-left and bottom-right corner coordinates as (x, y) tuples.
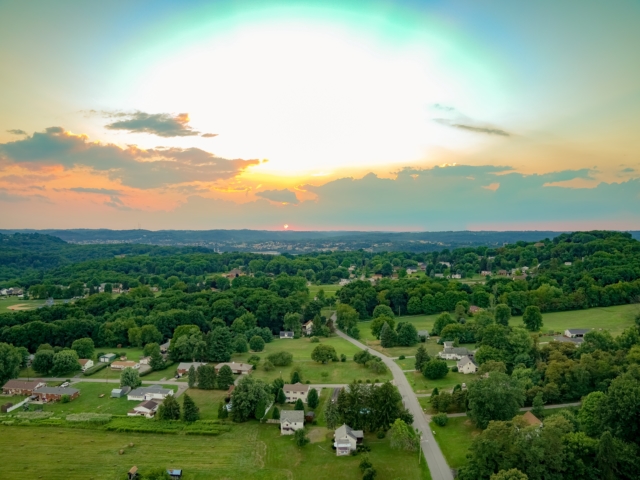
(399, 355), (405, 360)
(310, 336), (320, 343)
(247, 355), (261, 366)
(451, 366), (459, 373)
(433, 413), (448, 427)
(16, 411), (53, 420)
(267, 351), (293, 366)
(263, 360), (275, 372)
(422, 359), (449, 380)
(61, 395), (70, 403)
(376, 430), (386, 439)
(340, 353), (347, 362)
(249, 335), (265, 352)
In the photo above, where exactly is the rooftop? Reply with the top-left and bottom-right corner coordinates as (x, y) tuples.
(280, 410), (304, 423)
(35, 386), (79, 395)
(283, 382), (310, 393)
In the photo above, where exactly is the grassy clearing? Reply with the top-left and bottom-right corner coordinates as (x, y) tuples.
(430, 416), (480, 470)
(510, 304), (638, 336)
(0, 298), (45, 312)
(0, 422), (431, 479)
(405, 371), (471, 395)
(308, 284), (341, 299)
(182, 388), (227, 420)
(33, 382), (178, 416)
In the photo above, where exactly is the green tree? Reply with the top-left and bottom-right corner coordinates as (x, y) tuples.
(187, 364), (196, 388)
(602, 372), (640, 444)
(150, 348), (166, 371)
(234, 336), (248, 353)
(395, 322), (419, 347)
(283, 312), (303, 338)
(578, 391), (605, 437)
(120, 367), (142, 389)
(370, 315), (395, 339)
(157, 394), (181, 420)
(0, 343), (21, 384)
(477, 360), (506, 375)
(277, 388), (286, 404)
(372, 305), (394, 318)
(307, 388), (319, 408)
(216, 365), (235, 390)
(255, 398), (267, 419)
(432, 312), (457, 335)
(522, 306), (543, 331)
(143, 342), (160, 357)
(207, 327), (233, 362)
(52, 350), (81, 376)
(71, 337), (95, 359)
(362, 468), (377, 480)
(531, 392), (545, 419)
(422, 359), (449, 380)
(467, 372), (525, 429)
(182, 393), (200, 422)
(596, 431), (617, 480)
(197, 364), (217, 390)
(490, 469), (528, 480)
(414, 345), (430, 371)
(230, 376), (272, 422)
(32, 349), (55, 375)
(217, 402), (228, 420)
(495, 304), (512, 327)
(359, 455), (373, 472)
(291, 370), (302, 384)
(272, 406), (280, 419)
(311, 344), (337, 364)
(294, 428), (310, 447)
(389, 418), (418, 451)
(249, 335), (265, 352)
(379, 322), (397, 348)
(324, 398), (341, 429)
(295, 398), (305, 411)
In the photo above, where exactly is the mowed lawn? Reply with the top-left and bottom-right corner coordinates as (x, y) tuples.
(509, 304), (638, 336)
(35, 382), (178, 416)
(0, 423), (431, 479)
(182, 388), (228, 420)
(430, 417), (480, 470)
(0, 298), (47, 312)
(406, 371), (471, 395)
(308, 284), (341, 299)
(231, 337), (392, 384)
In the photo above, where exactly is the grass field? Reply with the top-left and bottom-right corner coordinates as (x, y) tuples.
(308, 284), (341, 299)
(182, 388), (227, 420)
(405, 371), (470, 394)
(33, 382), (179, 416)
(0, 422), (431, 479)
(0, 298), (46, 312)
(231, 337), (392, 384)
(430, 417), (480, 470)
(510, 304), (638, 336)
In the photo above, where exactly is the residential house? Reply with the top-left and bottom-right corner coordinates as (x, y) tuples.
(439, 262), (451, 268)
(406, 267), (418, 275)
(128, 399), (160, 418)
(2, 379), (46, 396)
(78, 359), (94, 372)
(303, 320), (314, 336)
(339, 279), (351, 286)
(111, 386), (131, 398)
(225, 269), (244, 278)
(334, 424), (364, 456)
(564, 262), (572, 266)
(176, 362), (207, 375)
(469, 305), (482, 314)
(564, 329), (589, 338)
(33, 386), (80, 403)
(522, 411), (542, 427)
(498, 270), (508, 276)
(457, 356), (478, 374)
(434, 273), (444, 278)
(480, 271), (492, 276)
(439, 343), (471, 360)
(280, 410), (304, 435)
(283, 383), (310, 403)
(127, 385), (173, 401)
(111, 360), (140, 370)
(450, 273), (462, 279)
(99, 353), (117, 363)
(418, 262), (427, 271)
(279, 331), (294, 339)
(214, 362), (253, 375)
(512, 275), (527, 281)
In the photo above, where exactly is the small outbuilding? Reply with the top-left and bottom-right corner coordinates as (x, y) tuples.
(111, 386), (131, 398)
(99, 353), (117, 363)
(279, 331), (294, 339)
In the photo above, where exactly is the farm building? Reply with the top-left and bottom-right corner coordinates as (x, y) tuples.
(2, 379), (46, 396)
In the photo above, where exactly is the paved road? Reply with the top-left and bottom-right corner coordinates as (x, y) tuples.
(446, 402), (582, 418)
(335, 329), (454, 480)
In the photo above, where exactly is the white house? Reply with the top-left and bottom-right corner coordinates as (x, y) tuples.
(439, 342), (471, 360)
(110, 360), (140, 370)
(334, 424), (363, 456)
(127, 385), (173, 401)
(280, 410), (304, 435)
(283, 383), (310, 403)
(406, 267), (418, 275)
(78, 359), (94, 372)
(128, 399), (160, 418)
(303, 320), (314, 336)
(457, 356), (478, 374)
(564, 329), (589, 338)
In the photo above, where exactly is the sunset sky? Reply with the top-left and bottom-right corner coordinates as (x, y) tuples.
(1, 0), (639, 231)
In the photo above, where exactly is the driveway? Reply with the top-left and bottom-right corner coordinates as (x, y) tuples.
(335, 328), (454, 480)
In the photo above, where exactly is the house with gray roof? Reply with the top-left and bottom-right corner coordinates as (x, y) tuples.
(127, 385), (173, 401)
(564, 329), (589, 338)
(457, 355), (478, 374)
(280, 410), (304, 435)
(439, 346), (471, 360)
(334, 424), (363, 456)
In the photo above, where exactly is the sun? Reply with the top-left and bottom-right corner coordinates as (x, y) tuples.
(284, 224), (289, 229)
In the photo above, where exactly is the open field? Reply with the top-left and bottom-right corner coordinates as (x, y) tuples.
(182, 388), (227, 420)
(430, 417), (480, 470)
(510, 304), (639, 336)
(0, 298), (46, 312)
(308, 284), (341, 299)
(231, 337), (392, 384)
(0, 422), (431, 479)
(33, 382), (179, 416)
(406, 371), (470, 395)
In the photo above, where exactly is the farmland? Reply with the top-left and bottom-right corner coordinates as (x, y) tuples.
(0, 422), (431, 479)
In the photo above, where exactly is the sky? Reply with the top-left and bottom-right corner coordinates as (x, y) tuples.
(0, 0), (639, 231)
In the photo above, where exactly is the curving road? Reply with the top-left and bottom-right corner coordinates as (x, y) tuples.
(335, 328), (454, 480)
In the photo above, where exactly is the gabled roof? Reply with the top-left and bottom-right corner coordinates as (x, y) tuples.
(283, 383), (309, 393)
(137, 399), (160, 410)
(457, 356), (477, 368)
(280, 410), (304, 423)
(522, 411), (542, 426)
(566, 329), (590, 335)
(35, 386), (79, 395)
(177, 362), (207, 371)
(335, 423), (363, 440)
(129, 385), (172, 396)
(3, 379), (45, 390)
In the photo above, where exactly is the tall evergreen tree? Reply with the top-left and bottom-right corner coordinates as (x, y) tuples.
(291, 370), (302, 384)
(277, 388), (286, 404)
(207, 327), (233, 362)
(158, 394), (181, 420)
(197, 364), (217, 390)
(379, 322), (397, 348)
(414, 345), (430, 371)
(324, 399), (340, 429)
(188, 364), (196, 388)
(216, 365), (235, 390)
(294, 398), (305, 411)
(182, 393), (200, 422)
(307, 388), (319, 408)
(272, 406), (280, 419)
